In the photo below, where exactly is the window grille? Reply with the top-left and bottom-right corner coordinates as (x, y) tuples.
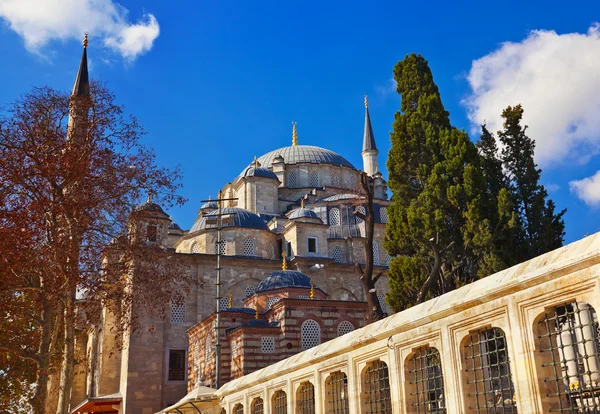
(331, 173), (340, 187)
(310, 172), (319, 187)
(245, 285), (257, 297)
(298, 382), (315, 414)
(329, 208), (341, 226)
(191, 242), (202, 253)
(355, 205), (366, 224)
(380, 207), (388, 223)
(331, 247), (343, 264)
(377, 293), (387, 315)
(205, 335), (213, 362)
(146, 224), (158, 242)
(231, 339), (240, 360)
(252, 398), (264, 414)
(243, 238), (255, 256)
(362, 360), (392, 414)
(298, 295), (310, 300)
(337, 321), (355, 337)
(267, 297), (280, 310)
(215, 239), (227, 255)
(408, 346), (446, 413)
(288, 171), (298, 188)
(261, 337), (275, 353)
(301, 320), (321, 350)
(464, 327), (517, 413)
(536, 302), (600, 412)
(170, 294), (185, 324)
(373, 242), (380, 265)
(168, 349), (186, 381)
(326, 371), (349, 414)
(193, 340), (200, 373)
(219, 297), (229, 311)
(268, 243), (276, 259)
(272, 390), (287, 414)
(385, 251), (392, 265)
(234, 404), (244, 414)
(350, 175), (357, 188)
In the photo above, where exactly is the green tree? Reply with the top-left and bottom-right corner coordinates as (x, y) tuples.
(384, 54), (499, 311)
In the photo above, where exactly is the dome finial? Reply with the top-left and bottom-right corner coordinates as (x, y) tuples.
(310, 280), (315, 299)
(254, 298), (259, 319)
(253, 156), (259, 167)
(146, 191), (152, 203)
(292, 121), (298, 146)
(300, 198), (304, 209)
(83, 32), (89, 48)
(281, 251), (287, 271)
(364, 95), (368, 108)
(228, 291), (233, 308)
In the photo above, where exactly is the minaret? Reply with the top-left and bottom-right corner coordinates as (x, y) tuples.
(67, 33), (91, 145)
(361, 95), (379, 176)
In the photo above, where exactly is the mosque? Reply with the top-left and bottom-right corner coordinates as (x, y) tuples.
(69, 39), (392, 414)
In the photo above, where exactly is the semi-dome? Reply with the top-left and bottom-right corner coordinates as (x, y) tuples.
(135, 200), (167, 215)
(241, 166), (278, 180)
(318, 194), (364, 202)
(189, 207), (269, 233)
(256, 270), (312, 293)
(287, 207), (320, 220)
(239, 145), (356, 176)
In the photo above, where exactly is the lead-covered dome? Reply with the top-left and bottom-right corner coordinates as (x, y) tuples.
(256, 270), (312, 292)
(287, 207), (320, 220)
(241, 166), (278, 180)
(189, 207), (268, 233)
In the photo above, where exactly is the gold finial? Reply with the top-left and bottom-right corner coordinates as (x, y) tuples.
(292, 121), (298, 146)
(146, 191), (152, 203)
(83, 32), (89, 48)
(254, 299), (259, 319)
(228, 291), (233, 308)
(310, 280), (315, 299)
(281, 251), (287, 271)
(253, 156), (259, 167)
(364, 95), (368, 108)
(300, 198), (305, 209)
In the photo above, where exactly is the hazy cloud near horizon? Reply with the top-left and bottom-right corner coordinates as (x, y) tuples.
(0, 0), (159, 60)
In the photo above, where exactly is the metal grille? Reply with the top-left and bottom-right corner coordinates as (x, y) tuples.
(355, 205), (366, 224)
(409, 346), (446, 413)
(379, 207), (388, 223)
(234, 404), (244, 414)
(191, 242), (202, 253)
(243, 238), (255, 256)
(298, 295), (310, 299)
(363, 360), (392, 413)
(205, 334), (213, 362)
(331, 173), (340, 187)
(385, 251), (392, 265)
(220, 409), (226, 414)
(215, 239), (227, 255)
(288, 171), (298, 188)
(219, 297), (229, 311)
(261, 337), (275, 353)
(193, 340), (201, 377)
(326, 371), (349, 414)
(272, 390), (287, 414)
(245, 285), (257, 297)
(269, 243), (276, 259)
(350, 175), (357, 188)
(337, 321), (355, 337)
(267, 296), (280, 310)
(331, 247), (343, 264)
(170, 294), (185, 323)
(252, 398), (264, 414)
(537, 302), (600, 412)
(310, 172), (319, 187)
(377, 293), (387, 315)
(301, 320), (321, 350)
(298, 382), (315, 414)
(464, 327), (517, 413)
(329, 208), (341, 225)
(373, 242), (380, 265)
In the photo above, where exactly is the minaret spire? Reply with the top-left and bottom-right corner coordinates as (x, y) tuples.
(361, 95), (379, 175)
(72, 33), (90, 97)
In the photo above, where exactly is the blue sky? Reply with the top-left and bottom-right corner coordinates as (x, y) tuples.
(1, 0), (599, 243)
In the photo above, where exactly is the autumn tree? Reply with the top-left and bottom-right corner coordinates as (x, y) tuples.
(0, 46), (189, 413)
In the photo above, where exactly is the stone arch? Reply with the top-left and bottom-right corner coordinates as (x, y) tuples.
(233, 403), (243, 414)
(296, 381), (315, 414)
(324, 371), (348, 413)
(403, 345), (446, 412)
(251, 397), (264, 414)
(271, 390), (287, 414)
(360, 359), (392, 413)
(330, 288), (358, 301)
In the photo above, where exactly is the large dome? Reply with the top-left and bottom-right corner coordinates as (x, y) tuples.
(189, 207), (269, 233)
(256, 270), (312, 293)
(240, 145), (355, 176)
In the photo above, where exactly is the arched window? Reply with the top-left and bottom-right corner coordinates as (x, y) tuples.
(329, 208), (341, 226)
(205, 334), (213, 362)
(331, 172), (340, 187)
(297, 382), (315, 414)
(349, 175), (356, 188)
(272, 390), (287, 414)
(373, 242), (380, 266)
(361, 360), (392, 413)
(355, 205), (366, 224)
(379, 207), (388, 223)
(251, 397), (264, 414)
(170, 294), (185, 324)
(243, 237), (255, 256)
(377, 293), (387, 315)
(288, 171), (298, 188)
(267, 296), (281, 310)
(245, 285), (257, 297)
(325, 371), (348, 414)
(193, 340), (201, 381)
(331, 247), (343, 264)
(405, 346), (446, 412)
(301, 320), (321, 350)
(215, 239), (227, 255)
(191, 242), (201, 253)
(309, 172), (319, 187)
(233, 404), (244, 414)
(337, 321), (355, 337)
(462, 328), (516, 413)
(534, 301), (599, 412)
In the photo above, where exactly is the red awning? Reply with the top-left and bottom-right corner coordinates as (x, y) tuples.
(70, 396), (122, 414)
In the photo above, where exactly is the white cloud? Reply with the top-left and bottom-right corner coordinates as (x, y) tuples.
(0, 0), (159, 60)
(375, 77), (397, 98)
(570, 171), (600, 207)
(546, 183), (560, 192)
(464, 24), (600, 168)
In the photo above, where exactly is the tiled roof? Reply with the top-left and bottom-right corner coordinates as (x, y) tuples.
(189, 207), (268, 233)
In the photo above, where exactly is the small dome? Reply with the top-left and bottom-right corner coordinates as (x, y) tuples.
(135, 200), (167, 215)
(242, 166), (278, 180)
(200, 200), (217, 210)
(168, 221), (182, 230)
(287, 207), (320, 220)
(256, 270), (312, 293)
(318, 194), (364, 202)
(189, 207), (269, 233)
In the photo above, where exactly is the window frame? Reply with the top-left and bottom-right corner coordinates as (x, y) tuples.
(167, 348), (187, 382)
(306, 236), (318, 255)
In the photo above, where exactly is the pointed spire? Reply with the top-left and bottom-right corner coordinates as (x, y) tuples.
(310, 280), (315, 299)
(362, 95), (377, 152)
(292, 122), (298, 146)
(72, 33), (90, 97)
(281, 251), (287, 271)
(228, 291), (233, 308)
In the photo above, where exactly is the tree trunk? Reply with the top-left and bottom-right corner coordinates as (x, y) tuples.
(30, 297), (54, 414)
(56, 288), (75, 414)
